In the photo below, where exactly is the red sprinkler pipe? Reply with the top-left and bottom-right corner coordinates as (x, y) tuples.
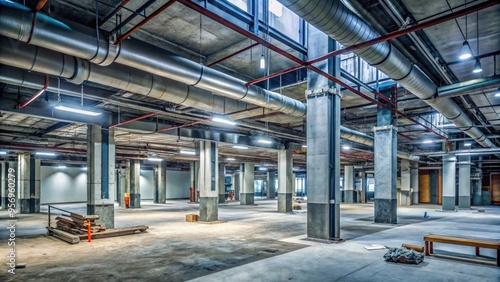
(109, 112), (157, 129)
(17, 75), (49, 109)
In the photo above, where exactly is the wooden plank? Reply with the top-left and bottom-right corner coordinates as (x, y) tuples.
(419, 171), (430, 203)
(77, 225), (148, 240)
(47, 227), (80, 244)
(424, 235), (500, 249)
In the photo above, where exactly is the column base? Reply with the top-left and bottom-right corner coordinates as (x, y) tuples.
(400, 191), (411, 206)
(30, 198), (40, 213)
(200, 197), (218, 222)
(218, 194), (226, 204)
(1, 197), (8, 209)
(87, 204), (114, 229)
(344, 190), (355, 203)
(412, 192), (419, 205)
(278, 193), (292, 212)
(240, 193), (254, 205)
(458, 196), (471, 209)
(472, 193), (482, 206)
(20, 199), (30, 214)
(442, 196), (455, 211)
(307, 203), (340, 240)
(374, 198), (397, 224)
(130, 193), (141, 208)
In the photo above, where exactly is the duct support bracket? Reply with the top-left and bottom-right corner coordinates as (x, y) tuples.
(305, 86), (341, 99)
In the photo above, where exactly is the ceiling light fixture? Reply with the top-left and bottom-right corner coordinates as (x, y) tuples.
(302, 145), (307, 148)
(55, 105), (102, 116)
(459, 41), (472, 60)
(464, 142), (471, 147)
(258, 166), (267, 171)
(147, 157), (163, 161)
(233, 145), (248, 150)
(57, 165), (67, 169)
(36, 152), (56, 156)
(0, 151), (7, 155)
(82, 166), (88, 170)
(472, 59), (482, 73)
(226, 157), (235, 161)
(342, 145), (350, 150)
(180, 150), (196, 155)
(423, 140), (433, 144)
(495, 87), (500, 97)
(212, 116), (236, 125)
(260, 54), (265, 69)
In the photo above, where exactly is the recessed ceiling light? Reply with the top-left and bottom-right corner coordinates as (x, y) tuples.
(233, 145), (248, 150)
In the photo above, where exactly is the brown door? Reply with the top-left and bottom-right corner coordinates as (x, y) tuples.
(490, 173), (500, 205)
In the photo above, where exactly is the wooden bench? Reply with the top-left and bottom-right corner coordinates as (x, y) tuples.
(424, 234), (500, 266)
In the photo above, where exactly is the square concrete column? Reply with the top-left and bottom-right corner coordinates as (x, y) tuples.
(374, 125), (398, 223)
(87, 125), (115, 228)
(472, 160), (482, 206)
(458, 155), (471, 209)
(278, 147), (293, 212)
(266, 171), (276, 199)
(117, 160), (130, 207)
(18, 154), (40, 214)
(442, 154), (456, 211)
(240, 162), (254, 205)
(129, 159), (141, 208)
(359, 171), (366, 203)
(306, 28), (341, 240)
(410, 161), (419, 205)
(153, 161), (166, 204)
(218, 163), (226, 203)
(0, 161), (4, 209)
(400, 160), (411, 206)
(198, 140), (219, 222)
(194, 161), (200, 202)
(2, 162), (16, 209)
(233, 172), (240, 201)
(344, 166), (355, 203)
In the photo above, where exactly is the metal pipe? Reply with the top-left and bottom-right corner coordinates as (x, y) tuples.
(115, 0), (178, 44)
(414, 148), (500, 157)
(0, 0), (305, 117)
(437, 75), (500, 98)
(17, 74), (48, 109)
(280, 0), (497, 148)
(109, 112), (157, 129)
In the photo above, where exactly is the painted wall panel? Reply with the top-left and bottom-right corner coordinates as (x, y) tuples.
(40, 167), (87, 204)
(166, 170), (190, 199)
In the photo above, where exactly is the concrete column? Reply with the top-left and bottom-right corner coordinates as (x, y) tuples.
(267, 171), (276, 199)
(278, 147), (293, 212)
(472, 157), (482, 206)
(306, 29), (341, 240)
(117, 160), (128, 206)
(359, 171), (366, 203)
(442, 154), (456, 211)
(400, 160), (411, 206)
(154, 161), (166, 204)
(198, 140), (218, 222)
(218, 163), (226, 203)
(344, 166), (355, 203)
(234, 172), (241, 201)
(17, 154), (40, 214)
(240, 162), (254, 205)
(87, 125), (115, 228)
(2, 162), (16, 209)
(0, 161), (4, 209)
(129, 159), (141, 208)
(458, 155), (471, 209)
(194, 161), (200, 202)
(410, 161), (419, 205)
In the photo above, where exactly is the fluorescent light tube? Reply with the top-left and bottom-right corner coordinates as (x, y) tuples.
(36, 152), (56, 156)
(233, 145), (248, 150)
(0, 151), (7, 155)
(226, 158), (236, 161)
(423, 140), (433, 144)
(147, 157), (163, 161)
(212, 117), (236, 125)
(55, 105), (102, 116)
(257, 139), (272, 144)
(180, 150), (196, 155)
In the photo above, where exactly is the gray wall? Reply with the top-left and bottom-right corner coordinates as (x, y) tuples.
(166, 170), (190, 199)
(41, 166), (87, 204)
(40, 166), (190, 204)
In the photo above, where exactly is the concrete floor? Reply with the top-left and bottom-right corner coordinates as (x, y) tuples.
(0, 199), (499, 281)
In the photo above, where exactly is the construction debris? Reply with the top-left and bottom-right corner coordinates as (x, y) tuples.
(384, 247), (425, 264)
(54, 212), (105, 235)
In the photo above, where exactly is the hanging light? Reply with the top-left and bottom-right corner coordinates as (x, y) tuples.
(55, 105), (102, 116)
(459, 41), (472, 60)
(472, 59), (482, 73)
(259, 54), (265, 69)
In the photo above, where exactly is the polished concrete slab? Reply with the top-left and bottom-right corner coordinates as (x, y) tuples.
(0, 200), (498, 281)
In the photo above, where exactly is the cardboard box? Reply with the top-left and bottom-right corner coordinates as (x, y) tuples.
(186, 214), (199, 222)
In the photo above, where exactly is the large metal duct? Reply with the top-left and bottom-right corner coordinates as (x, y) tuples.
(0, 39), (257, 116)
(0, 0), (305, 117)
(279, 0), (494, 148)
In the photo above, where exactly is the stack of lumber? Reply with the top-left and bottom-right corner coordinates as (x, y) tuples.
(55, 212), (105, 235)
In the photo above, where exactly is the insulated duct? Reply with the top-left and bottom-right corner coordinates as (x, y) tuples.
(0, 0), (305, 117)
(279, 0), (494, 148)
(0, 39), (256, 117)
